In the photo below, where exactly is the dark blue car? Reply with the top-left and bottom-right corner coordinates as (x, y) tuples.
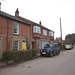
(40, 43), (60, 57)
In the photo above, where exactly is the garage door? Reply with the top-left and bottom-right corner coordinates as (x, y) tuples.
(42, 41), (49, 49)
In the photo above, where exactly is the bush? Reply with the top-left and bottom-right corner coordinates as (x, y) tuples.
(2, 50), (37, 62)
(32, 50), (37, 57)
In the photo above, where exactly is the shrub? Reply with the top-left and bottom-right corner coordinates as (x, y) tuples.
(32, 50), (37, 57)
(2, 50), (14, 61)
(2, 50), (37, 63)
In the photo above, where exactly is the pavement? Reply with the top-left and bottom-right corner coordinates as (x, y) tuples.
(0, 61), (7, 67)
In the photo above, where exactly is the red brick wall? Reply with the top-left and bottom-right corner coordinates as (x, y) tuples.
(0, 16), (29, 54)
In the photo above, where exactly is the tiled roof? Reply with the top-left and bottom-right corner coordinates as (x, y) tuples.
(0, 10), (54, 32)
(0, 11), (30, 25)
(17, 16), (54, 32)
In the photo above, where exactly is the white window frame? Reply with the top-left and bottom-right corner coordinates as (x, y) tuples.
(13, 23), (19, 35)
(13, 40), (19, 50)
(33, 26), (41, 33)
(49, 31), (53, 36)
(43, 29), (47, 35)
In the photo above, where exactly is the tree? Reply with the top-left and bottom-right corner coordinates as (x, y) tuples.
(65, 33), (75, 44)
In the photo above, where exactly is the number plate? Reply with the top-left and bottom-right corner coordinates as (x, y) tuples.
(42, 52), (46, 54)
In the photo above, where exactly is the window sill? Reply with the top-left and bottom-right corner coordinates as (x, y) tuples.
(43, 35), (47, 36)
(13, 33), (20, 36)
(33, 32), (41, 34)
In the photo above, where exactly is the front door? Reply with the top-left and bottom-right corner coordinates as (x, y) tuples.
(32, 42), (35, 49)
(0, 38), (2, 58)
(22, 41), (26, 51)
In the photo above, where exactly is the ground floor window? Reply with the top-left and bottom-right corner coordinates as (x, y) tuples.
(42, 41), (49, 49)
(36, 40), (41, 49)
(13, 40), (19, 50)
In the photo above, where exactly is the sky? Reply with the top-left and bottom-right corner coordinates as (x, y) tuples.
(0, 0), (75, 40)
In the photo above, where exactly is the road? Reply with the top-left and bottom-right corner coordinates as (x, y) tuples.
(0, 48), (75, 75)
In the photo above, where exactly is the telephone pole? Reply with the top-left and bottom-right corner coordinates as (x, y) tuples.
(60, 18), (62, 43)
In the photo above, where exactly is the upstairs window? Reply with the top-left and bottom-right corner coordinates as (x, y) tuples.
(43, 29), (47, 35)
(13, 23), (19, 35)
(33, 26), (41, 33)
(49, 31), (53, 36)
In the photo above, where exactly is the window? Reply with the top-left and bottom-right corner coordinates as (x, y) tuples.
(49, 31), (53, 36)
(13, 23), (19, 35)
(43, 29), (47, 35)
(13, 40), (19, 50)
(36, 40), (41, 49)
(33, 26), (41, 33)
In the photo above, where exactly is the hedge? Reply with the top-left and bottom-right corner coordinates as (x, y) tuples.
(2, 50), (37, 62)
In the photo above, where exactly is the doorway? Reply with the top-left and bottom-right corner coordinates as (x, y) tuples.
(22, 41), (26, 51)
(0, 38), (2, 58)
(32, 42), (35, 49)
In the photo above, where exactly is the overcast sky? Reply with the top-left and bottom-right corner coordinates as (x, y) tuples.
(0, 0), (75, 40)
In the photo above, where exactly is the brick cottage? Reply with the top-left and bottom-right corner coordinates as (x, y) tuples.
(0, 9), (54, 57)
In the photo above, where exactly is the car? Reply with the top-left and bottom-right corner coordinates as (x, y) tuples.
(65, 45), (72, 50)
(40, 43), (60, 57)
(72, 44), (74, 49)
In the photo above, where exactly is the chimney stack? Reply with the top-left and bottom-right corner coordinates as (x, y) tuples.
(0, 2), (1, 11)
(15, 8), (19, 16)
(39, 20), (41, 25)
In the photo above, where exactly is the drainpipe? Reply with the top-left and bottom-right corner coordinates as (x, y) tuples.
(6, 20), (9, 51)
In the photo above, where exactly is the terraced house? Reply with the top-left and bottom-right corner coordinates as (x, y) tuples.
(0, 8), (54, 57)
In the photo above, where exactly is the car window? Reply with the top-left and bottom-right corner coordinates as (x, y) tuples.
(49, 44), (53, 47)
(44, 44), (50, 48)
(53, 44), (59, 47)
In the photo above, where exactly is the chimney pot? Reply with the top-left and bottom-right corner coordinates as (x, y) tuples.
(15, 8), (19, 16)
(39, 20), (41, 25)
(0, 2), (1, 11)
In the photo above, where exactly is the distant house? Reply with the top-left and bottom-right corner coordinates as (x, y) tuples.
(55, 37), (64, 43)
(0, 9), (54, 57)
(55, 37), (61, 43)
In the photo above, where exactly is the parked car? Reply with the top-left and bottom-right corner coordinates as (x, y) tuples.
(40, 43), (60, 57)
(65, 45), (72, 50)
(72, 44), (74, 49)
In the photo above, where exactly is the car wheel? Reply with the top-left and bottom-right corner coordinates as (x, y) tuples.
(40, 54), (43, 57)
(53, 52), (56, 56)
(50, 52), (53, 57)
(57, 50), (60, 55)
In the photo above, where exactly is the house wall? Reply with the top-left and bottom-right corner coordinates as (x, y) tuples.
(0, 16), (29, 56)
(0, 14), (54, 57)
(31, 25), (54, 49)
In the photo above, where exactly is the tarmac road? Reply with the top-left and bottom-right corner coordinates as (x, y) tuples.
(0, 48), (75, 75)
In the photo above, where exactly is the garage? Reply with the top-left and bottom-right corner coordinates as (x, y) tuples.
(42, 41), (49, 49)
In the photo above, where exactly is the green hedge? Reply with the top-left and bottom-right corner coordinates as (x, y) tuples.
(2, 50), (37, 62)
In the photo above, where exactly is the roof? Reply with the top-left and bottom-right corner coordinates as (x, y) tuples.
(0, 10), (54, 32)
(17, 16), (54, 32)
(0, 11), (30, 25)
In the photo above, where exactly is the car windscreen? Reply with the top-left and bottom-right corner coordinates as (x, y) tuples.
(53, 44), (59, 47)
(44, 44), (50, 48)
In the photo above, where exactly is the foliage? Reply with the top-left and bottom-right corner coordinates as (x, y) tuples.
(65, 33), (75, 44)
(2, 50), (37, 62)
(32, 50), (37, 57)
(64, 38), (72, 45)
(26, 38), (30, 50)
